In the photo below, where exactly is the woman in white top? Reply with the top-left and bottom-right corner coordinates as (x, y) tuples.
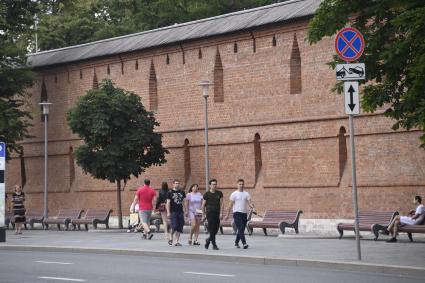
(386, 195), (425, 242)
(185, 184), (203, 245)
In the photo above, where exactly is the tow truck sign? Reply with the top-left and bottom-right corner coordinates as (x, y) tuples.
(336, 63), (365, 81)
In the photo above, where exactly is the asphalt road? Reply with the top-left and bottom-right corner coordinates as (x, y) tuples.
(0, 251), (423, 283)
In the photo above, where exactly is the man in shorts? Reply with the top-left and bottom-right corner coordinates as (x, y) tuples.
(166, 180), (186, 246)
(386, 195), (425, 242)
(131, 179), (157, 240)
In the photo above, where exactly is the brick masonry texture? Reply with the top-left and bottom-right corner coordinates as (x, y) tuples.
(5, 19), (425, 219)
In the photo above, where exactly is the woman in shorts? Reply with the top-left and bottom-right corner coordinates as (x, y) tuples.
(185, 184), (203, 245)
(156, 181), (170, 241)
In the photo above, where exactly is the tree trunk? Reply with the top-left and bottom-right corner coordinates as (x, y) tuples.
(116, 180), (123, 229)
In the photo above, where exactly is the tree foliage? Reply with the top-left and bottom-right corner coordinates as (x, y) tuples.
(308, 0), (425, 148)
(0, 0), (37, 159)
(67, 79), (168, 183)
(67, 79), (168, 227)
(37, 0), (283, 51)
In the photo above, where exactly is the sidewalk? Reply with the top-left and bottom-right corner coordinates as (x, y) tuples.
(1, 228), (424, 276)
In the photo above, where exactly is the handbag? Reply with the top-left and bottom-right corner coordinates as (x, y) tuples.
(129, 213), (139, 226)
(158, 203), (166, 212)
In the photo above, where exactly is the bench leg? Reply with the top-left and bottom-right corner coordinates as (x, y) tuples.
(337, 227), (343, 239)
(57, 224), (61, 230)
(407, 233), (413, 242)
(262, 228), (268, 236)
(279, 222), (290, 234)
(232, 223), (237, 235)
(154, 219), (160, 232)
(247, 225), (253, 236)
(219, 226), (224, 235)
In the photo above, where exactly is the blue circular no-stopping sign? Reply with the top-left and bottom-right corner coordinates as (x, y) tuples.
(335, 27), (364, 62)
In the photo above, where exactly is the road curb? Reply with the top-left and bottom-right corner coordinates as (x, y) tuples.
(1, 245), (424, 277)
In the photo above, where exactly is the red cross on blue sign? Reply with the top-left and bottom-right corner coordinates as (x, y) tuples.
(335, 27), (364, 62)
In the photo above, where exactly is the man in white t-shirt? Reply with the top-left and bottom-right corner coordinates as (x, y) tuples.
(225, 179), (255, 249)
(386, 195), (425, 242)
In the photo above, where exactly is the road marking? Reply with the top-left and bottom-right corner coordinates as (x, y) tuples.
(184, 271), (235, 277)
(38, 277), (86, 282)
(36, 261), (73, 265)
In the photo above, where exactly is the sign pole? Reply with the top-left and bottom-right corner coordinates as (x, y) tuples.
(348, 114), (361, 260)
(335, 26), (364, 261)
(0, 142), (6, 242)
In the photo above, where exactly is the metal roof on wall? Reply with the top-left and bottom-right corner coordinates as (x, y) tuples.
(27, 0), (321, 68)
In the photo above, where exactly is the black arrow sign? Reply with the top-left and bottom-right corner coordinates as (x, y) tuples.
(348, 84), (356, 111)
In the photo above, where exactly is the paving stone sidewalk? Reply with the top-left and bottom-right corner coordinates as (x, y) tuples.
(1, 229), (424, 271)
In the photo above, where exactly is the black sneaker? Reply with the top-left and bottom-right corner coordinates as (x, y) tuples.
(205, 239), (210, 249)
(386, 237), (397, 243)
(235, 243), (240, 248)
(243, 244), (249, 249)
(212, 245), (219, 250)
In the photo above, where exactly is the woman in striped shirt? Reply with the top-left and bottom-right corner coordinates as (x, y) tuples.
(12, 185), (26, 235)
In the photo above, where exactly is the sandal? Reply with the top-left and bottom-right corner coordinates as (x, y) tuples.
(175, 243), (182, 246)
(168, 240), (173, 246)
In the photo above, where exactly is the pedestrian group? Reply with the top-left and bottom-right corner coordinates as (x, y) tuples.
(131, 178), (255, 249)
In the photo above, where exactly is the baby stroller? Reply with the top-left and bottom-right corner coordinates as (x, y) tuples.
(127, 203), (143, 233)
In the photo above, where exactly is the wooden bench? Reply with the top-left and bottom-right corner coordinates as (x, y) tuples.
(398, 223), (425, 242)
(43, 209), (83, 230)
(71, 209), (112, 230)
(219, 210), (236, 234)
(337, 211), (398, 240)
(247, 209), (303, 236)
(23, 210), (44, 229)
(219, 209), (259, 234)
(5, 211), (13, 229)
(374, 214), (425, 242)
(9, 210), (44, 229)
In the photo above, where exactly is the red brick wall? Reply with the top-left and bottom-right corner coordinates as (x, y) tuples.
(5, 19), (425, 219)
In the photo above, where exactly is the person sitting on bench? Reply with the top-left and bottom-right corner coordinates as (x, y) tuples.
(386, 195), (425, 242)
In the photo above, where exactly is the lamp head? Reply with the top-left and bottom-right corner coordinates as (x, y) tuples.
(39, 102), (52, 115)
(199, 80), (211, 98)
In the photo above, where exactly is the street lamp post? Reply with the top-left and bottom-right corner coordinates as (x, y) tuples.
(39, 102), (52, 220)
(199, 81), (211, 191)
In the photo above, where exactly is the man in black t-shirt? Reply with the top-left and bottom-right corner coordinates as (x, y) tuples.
(166, 180), (186, 246)
(202, 179), (223, 250)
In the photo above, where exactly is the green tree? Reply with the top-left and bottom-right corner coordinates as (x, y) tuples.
(37, 0), (284, 51)
(67, 79), (168, 228)
(0, 0), (38, 160)
(37, 0), (110, 51)
(308, 0), (425, 148)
